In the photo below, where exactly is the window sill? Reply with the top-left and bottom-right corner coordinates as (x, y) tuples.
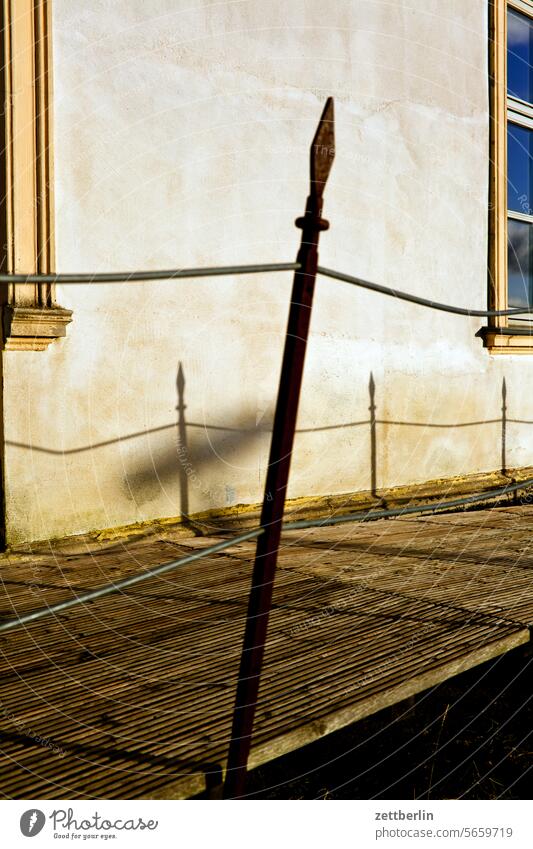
(478, 325), (533, 353)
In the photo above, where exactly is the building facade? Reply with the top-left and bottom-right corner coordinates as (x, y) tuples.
(0, 0), (531, 546)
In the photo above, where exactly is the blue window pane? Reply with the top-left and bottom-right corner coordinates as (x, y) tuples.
(508, 218), (533, 311)
(508, 8), (533, 103)
(508, 123), (533, 213)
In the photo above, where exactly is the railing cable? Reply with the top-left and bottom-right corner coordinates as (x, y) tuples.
(0, 262), (299, 285)
(284, 475), (533, 530)
(0, 528), (263, 634)
(317, 266), (533, 317)
(2, 261), (532, 318)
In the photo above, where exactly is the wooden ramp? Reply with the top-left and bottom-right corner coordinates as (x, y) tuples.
(1, 504), (533, 799)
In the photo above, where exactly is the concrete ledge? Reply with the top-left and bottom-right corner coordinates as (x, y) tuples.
(5, 463), (533, 556)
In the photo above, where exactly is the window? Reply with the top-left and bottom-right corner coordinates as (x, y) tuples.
(485, 0), (533, 351)
(507, 5), (533, 321)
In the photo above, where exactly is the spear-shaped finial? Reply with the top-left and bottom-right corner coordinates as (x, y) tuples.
(310, 97), (335, 197)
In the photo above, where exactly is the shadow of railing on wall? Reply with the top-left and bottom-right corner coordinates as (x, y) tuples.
(4, 370), (522, 518)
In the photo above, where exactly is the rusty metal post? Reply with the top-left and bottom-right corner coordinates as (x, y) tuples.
(223, 98), (335, 799)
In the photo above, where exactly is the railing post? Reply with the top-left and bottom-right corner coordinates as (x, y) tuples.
(223, 98), (335, 799)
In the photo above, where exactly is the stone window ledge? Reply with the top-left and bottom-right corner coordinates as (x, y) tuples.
(477, 325), (533, 354)
(2, 305), (73, 351)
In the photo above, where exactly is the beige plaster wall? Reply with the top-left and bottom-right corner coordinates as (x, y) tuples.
(2, 0), (529, 544)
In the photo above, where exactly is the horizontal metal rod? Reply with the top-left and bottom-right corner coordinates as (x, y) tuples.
(0, 262), (299, 285)
(0, 528), (263, 634)
(317, 265), (533, 317)
(284, 476), (533, 530)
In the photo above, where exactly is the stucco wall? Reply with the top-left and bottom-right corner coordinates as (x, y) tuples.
(2, 0), (529, 544)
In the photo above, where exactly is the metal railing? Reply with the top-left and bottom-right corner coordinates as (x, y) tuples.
(1, 96), (532, 798)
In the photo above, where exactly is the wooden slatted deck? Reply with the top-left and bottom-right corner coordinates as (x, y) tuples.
(1, 503), (533, 799)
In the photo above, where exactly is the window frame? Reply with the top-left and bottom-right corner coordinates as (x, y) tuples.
(0, 0), (72, 349)
(486, 0), (533, 351)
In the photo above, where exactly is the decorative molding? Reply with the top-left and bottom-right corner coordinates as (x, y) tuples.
(2, 305), (72, 350)
(0, 0), (71, 350)
(478, 327), (533, 353)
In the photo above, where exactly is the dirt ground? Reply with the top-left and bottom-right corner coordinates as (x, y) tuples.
(242, 642), (533, 800)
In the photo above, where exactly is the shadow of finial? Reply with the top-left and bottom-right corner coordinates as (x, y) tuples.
(502, 376), (507, 476)
(177, 362), (186, 412)
(369, 372), (377, 498)
(176, 361), (191, 523)
(369, 372), (376, 408)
